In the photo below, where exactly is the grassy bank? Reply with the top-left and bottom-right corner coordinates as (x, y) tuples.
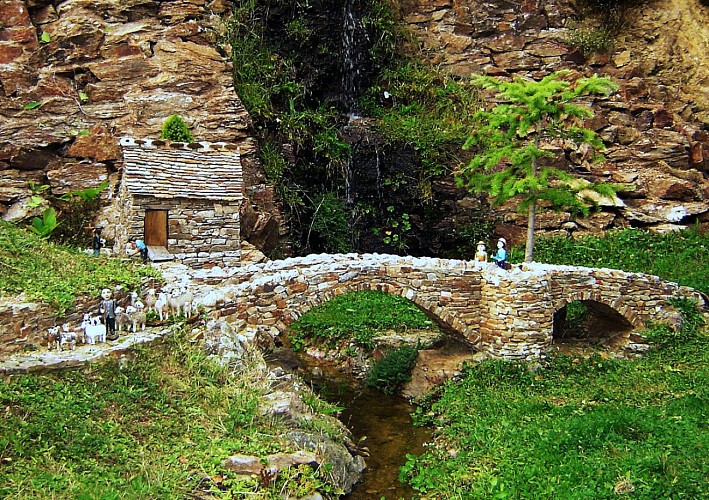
(402, 228), (708, 498)
(0, 222), (159, 313)
(0, 328), (346, 498)
(402, 304), (707, 498)
(289, 289), (437, 350)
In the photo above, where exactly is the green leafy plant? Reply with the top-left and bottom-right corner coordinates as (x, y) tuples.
(29, 207), (58, 238)
(366, 345), (419, 394)
(58, 180), (108, 202)
(39, 31), (51, 43)
(458, 71), (619, 262)
(160, 114), (194, 142)
(374, 206), (412, 253)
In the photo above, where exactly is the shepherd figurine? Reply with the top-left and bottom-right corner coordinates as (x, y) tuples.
(474, 241), (488, 262)
(492, 237), (507, 269)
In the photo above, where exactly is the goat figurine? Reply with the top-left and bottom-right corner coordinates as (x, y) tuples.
(125, 304), (147, 332)
(143, 288), (157, 314)
(155, 292), (169, 321)
(59, 324), (77, 351)
(47, 326), (60, 350)
(115, 306), (130, 332)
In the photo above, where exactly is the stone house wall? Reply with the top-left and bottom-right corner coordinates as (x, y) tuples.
(122, 196), (242, 269)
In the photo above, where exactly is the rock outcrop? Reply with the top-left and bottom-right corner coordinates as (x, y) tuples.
(1, 0), (708, 250)
(400, 0), (709, 239)
(0, 0), (280, 251)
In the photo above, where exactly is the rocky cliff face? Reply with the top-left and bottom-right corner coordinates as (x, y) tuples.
(1, 0), (708, 255)
(0, 0), (280, 250)
(400, 0), (709, 241)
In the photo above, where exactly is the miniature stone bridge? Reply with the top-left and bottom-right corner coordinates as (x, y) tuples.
(199, 254), (704, 360)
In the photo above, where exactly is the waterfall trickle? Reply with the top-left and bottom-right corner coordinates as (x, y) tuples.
(342, 0), (368, 117)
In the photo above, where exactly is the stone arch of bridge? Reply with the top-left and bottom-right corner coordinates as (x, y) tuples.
(550, 291), (641, 344)
(282, 280), (465, 339)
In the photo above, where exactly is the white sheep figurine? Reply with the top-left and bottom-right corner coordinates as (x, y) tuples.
(155, 291), (169, 321)
(47, 326), (60, 350)
(168, 288), (194, 319)
(84, 317), (106, 345)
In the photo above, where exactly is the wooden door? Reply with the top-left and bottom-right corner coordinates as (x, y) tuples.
(144, 210), (168, 247)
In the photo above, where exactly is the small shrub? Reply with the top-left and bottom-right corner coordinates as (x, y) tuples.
(366, 345), (418, 394)
(160, 114), (194, 142)
(564, 25), (615, 55)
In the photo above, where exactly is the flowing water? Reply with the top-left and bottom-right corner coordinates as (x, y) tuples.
(271, 348), (432, 499)
(311, 363), (431, 499)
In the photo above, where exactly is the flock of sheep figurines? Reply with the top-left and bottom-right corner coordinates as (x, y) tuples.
(46, 288), (196, 351)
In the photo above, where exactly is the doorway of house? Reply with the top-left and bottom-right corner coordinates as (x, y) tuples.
(145, 209), (168, 247)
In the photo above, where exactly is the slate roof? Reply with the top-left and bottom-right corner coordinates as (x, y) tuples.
(120, 138), (243, 201)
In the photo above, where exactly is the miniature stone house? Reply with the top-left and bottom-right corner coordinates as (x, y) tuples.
(115, 137), (243, 268)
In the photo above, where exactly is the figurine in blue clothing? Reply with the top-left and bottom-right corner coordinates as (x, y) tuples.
(492, 237), (507, 269)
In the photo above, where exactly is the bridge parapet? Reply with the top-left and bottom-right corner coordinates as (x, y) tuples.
(190, 255), (704, 361)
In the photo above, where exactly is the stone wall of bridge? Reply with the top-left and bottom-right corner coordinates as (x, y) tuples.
(193, 254), (705, 361)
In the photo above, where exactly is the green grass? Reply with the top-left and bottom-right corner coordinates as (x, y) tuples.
(402, 304), (708, 498)
(400, 230), (709, 497)
(289, 289), (436, 350)
(510, 227), (709, 294)
(0, 328), (345, 498)
(0, 221), (160, 313)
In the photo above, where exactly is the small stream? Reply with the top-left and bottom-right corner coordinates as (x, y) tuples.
(270, 348), (432, 499)
(311, 362), (431, 499)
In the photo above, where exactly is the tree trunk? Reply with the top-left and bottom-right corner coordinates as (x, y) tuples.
(525, 200), (535, 262)
(525, 141), (539, 263)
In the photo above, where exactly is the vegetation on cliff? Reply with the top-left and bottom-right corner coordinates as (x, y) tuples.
(225, 0), (494, 256)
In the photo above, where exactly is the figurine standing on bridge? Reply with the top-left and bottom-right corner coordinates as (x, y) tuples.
(492, 237), (507, 269)
(474, 241), (488, 262)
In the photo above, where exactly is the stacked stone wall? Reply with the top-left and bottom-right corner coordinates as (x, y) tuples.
(190, 255), (704, 361)
(3, 254), (703, 360)
(126, 196), (241, 268)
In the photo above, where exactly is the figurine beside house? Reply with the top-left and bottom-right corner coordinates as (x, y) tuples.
(114, 138), (244, 268)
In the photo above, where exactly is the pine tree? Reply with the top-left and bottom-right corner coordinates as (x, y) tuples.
(457, 71), (619, 262)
